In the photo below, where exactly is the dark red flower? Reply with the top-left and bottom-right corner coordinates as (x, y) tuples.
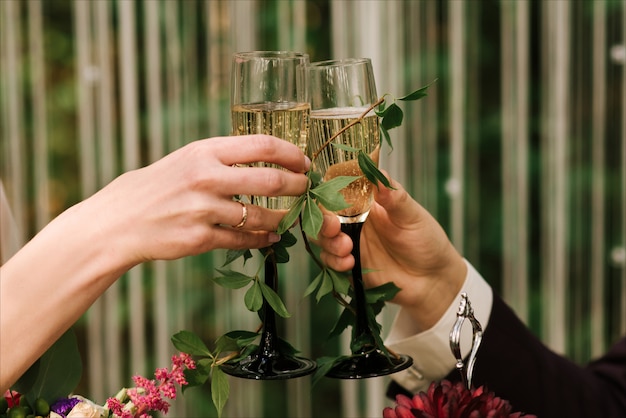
(382, 380), (537, 418)
(3, 390), (21, 408)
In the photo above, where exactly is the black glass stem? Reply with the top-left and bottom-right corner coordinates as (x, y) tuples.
(326, 222), (413, 379)
(220, 254), (316, 380)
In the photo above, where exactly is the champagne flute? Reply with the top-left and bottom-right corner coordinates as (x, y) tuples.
(221, 51), (316, 380)
(307, 58), (413, 379)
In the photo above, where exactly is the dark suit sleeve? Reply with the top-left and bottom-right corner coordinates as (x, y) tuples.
(387, 294), (626, 417)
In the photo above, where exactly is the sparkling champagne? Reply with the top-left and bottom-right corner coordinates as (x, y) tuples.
(310, 108), (380, 223)
(231, 101), (310, 209)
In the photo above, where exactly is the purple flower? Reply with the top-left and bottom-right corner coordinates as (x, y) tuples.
(51, 397), (81, 417)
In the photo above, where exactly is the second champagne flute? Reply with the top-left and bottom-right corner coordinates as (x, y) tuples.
(307, 58), (413, 379)
(223, 51), (316, 380)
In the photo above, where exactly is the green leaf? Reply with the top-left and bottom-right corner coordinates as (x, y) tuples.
(220, 330), (260, 349)
(311, 175), (360, 196)
(259, 282), (291, 318)
(369, 299), (387, 317)
(244, 281), (263, 312)
(222, 249), (252, 266)
(380, 102), (403, 130)
(172, 330), (213, 357)
(183, 358), (212, 390)
(215, 330), (260, 354)
(303, 270), (324, 298)
(357, 151), (393, 189)
(399, 88), (428, 101)
(312, 356), (346, 386)
(328, 307), (354, 340)
(365, 282), (401, 304)
(277, 338), (300, 356)
(328, 268), (351, 295)
(331, 142), (360, 153)
(350, 333), (376, 353)
(316, 269), (334, 303)
(277, 195), (305, 234)
(18, 328), (82, 406)
(211, 366), (230, 418)
(11, 359), (40, 395)
(211, 268), (254, 289)
(398, 79), (437, 101)
(213, 335), (241, 353)
(311, 190), (351, 213)
(367, 310), (391, 358)
(301, 195), (324, 238)
(261, 245), (290, 264)
(308, 169), (323, 188)
(380, 125), (392, 149)
(310, 176), (359, 212)
(367, 308), (384, 336)
(279, 230), (297, 247)
(271, 244), (291, 264)
(261, 229), (295, 264)
(232, 344), (258, 362)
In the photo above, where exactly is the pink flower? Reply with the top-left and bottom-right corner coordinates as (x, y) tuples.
(382, 380), (537, 418)
(106, 353), (196, 418)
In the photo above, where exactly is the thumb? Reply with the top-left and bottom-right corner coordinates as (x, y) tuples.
(372, 171), (422, 227)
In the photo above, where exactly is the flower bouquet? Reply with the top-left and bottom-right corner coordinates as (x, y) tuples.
(3, 328), (195, 418)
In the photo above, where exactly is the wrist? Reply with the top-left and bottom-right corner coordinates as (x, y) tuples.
(384, 261), (493, 393)
(78, 175), (148, 272)
(404, 250), (467, 332)
(54, 195), (138, 279)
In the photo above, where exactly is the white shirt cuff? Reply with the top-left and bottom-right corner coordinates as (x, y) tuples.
(384, 259), (493, 394)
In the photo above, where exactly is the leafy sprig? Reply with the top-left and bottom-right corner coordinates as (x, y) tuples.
(211, 233), (299, 318)
(277, 174), (359, 237)
(175, 80), (435, 415)
(377, 80), (436, 148)
(171, 330), (256, 417)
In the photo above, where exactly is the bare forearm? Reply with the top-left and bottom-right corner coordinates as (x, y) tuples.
(0, 200), (132, 392)
(0, 135), (311, 392)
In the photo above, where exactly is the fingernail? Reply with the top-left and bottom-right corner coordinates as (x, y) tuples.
(269, 232), (281, 243)
(304, 155), (311, 171)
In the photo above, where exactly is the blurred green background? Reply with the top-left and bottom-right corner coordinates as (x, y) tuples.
(1, 1), (625, 417)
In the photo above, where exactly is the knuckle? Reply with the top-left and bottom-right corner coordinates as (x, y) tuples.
(263, 170), (287, 195)
(185, 227), (210, 252)
(250, 135), (277, 157)
(183, 169), (204, 191)
(184, 165), (219, 193)
(231, 231), (258, 249)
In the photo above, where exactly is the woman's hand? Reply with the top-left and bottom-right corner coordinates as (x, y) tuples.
(79, 134), (311, 268)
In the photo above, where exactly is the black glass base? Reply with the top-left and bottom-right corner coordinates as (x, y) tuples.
(326, 350), (413, 379)
(220, 352), (317, 380)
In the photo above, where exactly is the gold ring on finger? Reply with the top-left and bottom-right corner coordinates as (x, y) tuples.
(234, 201), (248, 228)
